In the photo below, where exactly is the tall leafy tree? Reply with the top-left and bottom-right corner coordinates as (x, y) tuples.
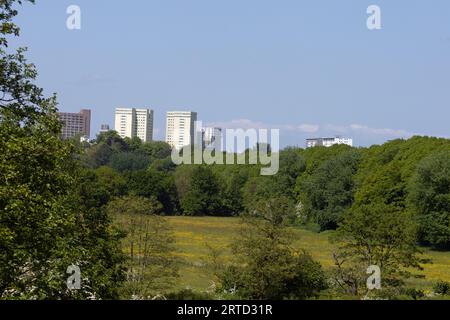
(299, 149), (361, 231)
(181, 165), (222, 216)
(109, 152), (151, 173)
(127, 169), (179, 215)
(408, 150), (450, 249)
(0, 0), (125, 298)
(107, 196), (178, 299)
(331, 203), (423, 296)
(140, 141), (172, 161)
(95, 166), (128, 197)
(84, 131), (128, 168)
(218, 197), (327, 299)
(219, 167), (249, 216)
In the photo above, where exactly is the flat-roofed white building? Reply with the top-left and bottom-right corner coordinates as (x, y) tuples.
(203, 127), (222, 148)
(165, 111), (197, 150)
(135, 109), (154, 142)
(115, 107), (154, 142)
(306, 136), (353, 148)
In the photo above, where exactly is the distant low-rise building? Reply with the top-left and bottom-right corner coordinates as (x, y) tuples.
(99, 124), (110, 133)
(306, 136), (353, 148)
(203, 127), (222, 148)
(58, 109), (91, 140)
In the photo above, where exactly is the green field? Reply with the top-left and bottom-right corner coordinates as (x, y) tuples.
(166, 216), (450, 293)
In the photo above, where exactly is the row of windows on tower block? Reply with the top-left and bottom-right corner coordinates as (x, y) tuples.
(114, 108), (153, 142)
(58, 109), (91, 140)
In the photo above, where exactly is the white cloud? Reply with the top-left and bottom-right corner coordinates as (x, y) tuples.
(348, 124), (414, 137)
(206, 119), (319, 133)
(206, 119), (411, 137)
(296, 124), (320, 133)
(203, 119), (418, 147)
(205, 119), (267, 130)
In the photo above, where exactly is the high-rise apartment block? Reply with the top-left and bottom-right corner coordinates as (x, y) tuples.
(165, 111), (198, 150)
(58, 109), (91, 140)
(114, 108), (154, 142)
(203, 127), (222, 148)
(306, 137), (353, 148)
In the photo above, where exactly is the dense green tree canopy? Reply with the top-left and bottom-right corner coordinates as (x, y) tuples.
(180, 165), (222, 216)
(408, 150), (450, 249)
(0, 0), (125, 298)
(299, 149), (361, 231)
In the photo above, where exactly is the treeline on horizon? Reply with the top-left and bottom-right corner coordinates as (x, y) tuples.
(79, 131), (450, 251)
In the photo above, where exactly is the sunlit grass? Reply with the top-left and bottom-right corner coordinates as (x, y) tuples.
(164, 216), (450, 292)
(116, 215), (450, 292)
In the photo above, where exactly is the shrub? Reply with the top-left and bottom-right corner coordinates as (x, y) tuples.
(433, 281), (450, 295)
(404, 288), (425, 300)
(166, 288), (214, 300)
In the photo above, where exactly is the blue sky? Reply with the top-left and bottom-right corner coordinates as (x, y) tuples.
(12, 0), (450, 146)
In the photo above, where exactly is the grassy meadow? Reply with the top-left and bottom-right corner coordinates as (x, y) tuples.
(164, 216), (450, 293)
